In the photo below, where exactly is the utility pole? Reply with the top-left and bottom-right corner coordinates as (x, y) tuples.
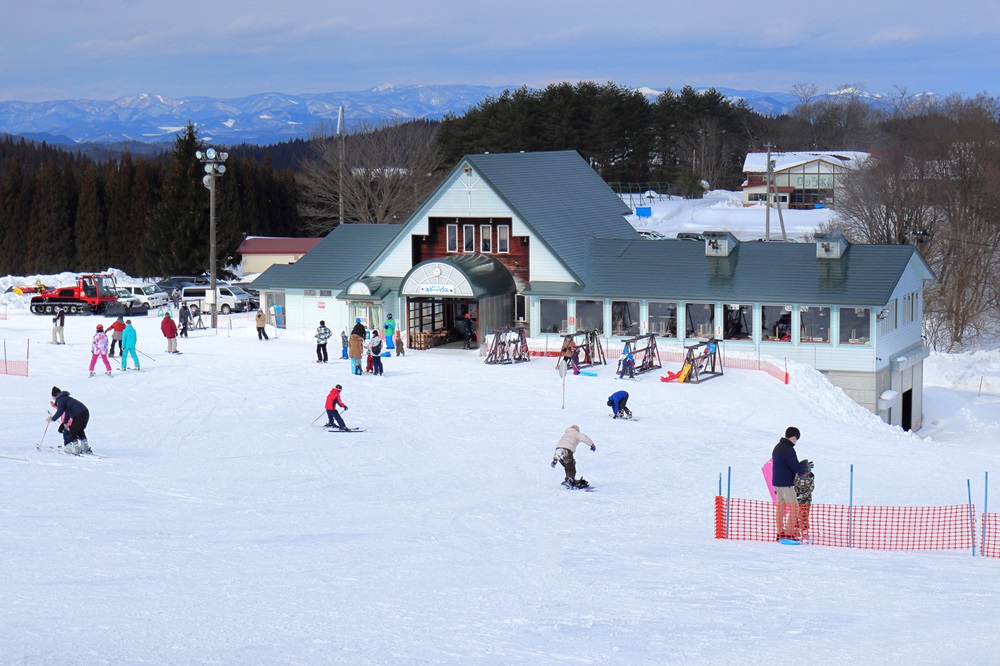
(763, 143), (788, 242)
(337, 105), (345, 225)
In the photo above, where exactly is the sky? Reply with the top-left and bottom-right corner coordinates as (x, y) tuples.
(3, 0), (999, 103)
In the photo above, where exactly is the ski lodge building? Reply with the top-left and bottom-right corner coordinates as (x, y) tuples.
(252, 150), (933, 430)
(739, 150), (869, 209)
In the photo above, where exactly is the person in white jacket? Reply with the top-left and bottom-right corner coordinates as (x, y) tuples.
(550, 425), (596, 488)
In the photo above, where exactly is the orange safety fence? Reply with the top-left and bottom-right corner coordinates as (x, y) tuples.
(981, 513), (1000, 558)
(715, 496), (976, 552)
(1, 339), (30, 377)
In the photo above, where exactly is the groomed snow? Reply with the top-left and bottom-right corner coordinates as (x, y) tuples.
(2, 305), (999, 664)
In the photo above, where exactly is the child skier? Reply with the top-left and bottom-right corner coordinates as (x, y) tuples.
(324, 384), (350, 430)
(794, 460), (815, 532)
(618, 346), (636, 379)
(340, 330), (349, 360)
(88, 324), (113, 376)
(48, 386), (92, 454)
(550, 425), (596, 489)
(607, 390), (632, 419)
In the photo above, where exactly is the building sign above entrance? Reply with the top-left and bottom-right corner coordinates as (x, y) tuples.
(417, 284), (455, 295)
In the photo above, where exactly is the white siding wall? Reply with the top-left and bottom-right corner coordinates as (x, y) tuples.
(874, 256), (927, 372)
(279, 290), (352, 334)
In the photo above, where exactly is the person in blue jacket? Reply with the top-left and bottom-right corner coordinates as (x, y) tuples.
(607, 390), (632, 419)
(120, 319), (140, 371)
(771, 426), (812, 540)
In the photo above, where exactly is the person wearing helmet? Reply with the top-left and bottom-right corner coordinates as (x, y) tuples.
(324, 384), (349, 430)
(462, 311), (475, 349)
(88, 323), (112, 377)
(383, 313), (396, 350)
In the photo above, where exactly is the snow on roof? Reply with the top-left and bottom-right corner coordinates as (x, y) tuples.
(743, 150), (870, 173)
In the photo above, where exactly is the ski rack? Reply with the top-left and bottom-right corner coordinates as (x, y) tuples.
(619, 334), (662, 376)
(565, 330), (606, 368)
(485, 327), (530, 365)
(683, 338), (724, 383)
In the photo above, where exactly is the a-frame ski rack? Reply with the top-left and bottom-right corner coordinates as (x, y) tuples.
(682, 338), (724, 383)
(564, 330), (606, 368)
(619, 334), (662, 375)
(485, 327), (530, 365)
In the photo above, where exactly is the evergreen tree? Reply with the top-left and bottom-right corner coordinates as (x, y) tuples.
(0, 155), (32, 275)
(26, 158), (77, 273)
(74, 164), (107, 271)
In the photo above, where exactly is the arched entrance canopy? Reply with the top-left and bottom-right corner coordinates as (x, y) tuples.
(401, 254), (515, 298)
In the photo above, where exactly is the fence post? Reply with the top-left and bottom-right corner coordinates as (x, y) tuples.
(968, 479), (977, 557)
(983, 472), (990, 557)
(849, 464), (854, 549)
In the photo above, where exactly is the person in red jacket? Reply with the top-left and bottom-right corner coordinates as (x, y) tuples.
(106, 316), (126, 357)
(324, 384), (349, 430)
(161, 312), (179, 354)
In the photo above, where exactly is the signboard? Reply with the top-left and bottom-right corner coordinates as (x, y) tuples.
(417, 284), (455, 295)
(317, 301), (326, 310)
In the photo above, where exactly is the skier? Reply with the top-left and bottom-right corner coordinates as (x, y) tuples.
(51, 307), (66, 344)
(340, 330), (349, 360)
(161, 311), (179, 353)
(47, 386), (92, 454)
(370, 331), (385, 376)
(178, 303), (191, 338)
(255, 309), (269, 340)
(550, 424), (596, 489)
(348, 331), (364, 375)
(315, 320), (332, 363)
(120, 319), (140, 371)
(771, 427), (812, 540)
(463, 312), (475, 349)
(88, 323), (113, 376)
(618, 346), (636, 379)
(383, 313), (396, 350)
(106, 316), (126, 357)
(607, 390), (632, 419)
(324, 384), (350, 430)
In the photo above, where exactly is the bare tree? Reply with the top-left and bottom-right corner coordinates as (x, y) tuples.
(297, 119), (444, 233)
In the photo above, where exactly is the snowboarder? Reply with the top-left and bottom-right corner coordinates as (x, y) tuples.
(384, 313), (396, 350)
(370, 331), (384, 376)
(51, 307), (66, 344)
(795, 459), (816, 532)
(121, 319), (140, 371)
(463, 312), (475, 349)
(348, 331), (364, 375)
(47, 386), (92, 454)
(255, 309), (269, 340)
(106, 315), (126, 357)
(618, 346), (635, 379)
(324, 384), (349, 430)
(550, 425), (596, 489)
(88, 323), (113, 376)
(161, 311), (179, 353)
(178, 303), (191, 338)
(340, 330), (349, 360)
(394, 328), (405, 356)
(315, 320), (332, 363)
(607, 390), (632, 419)
(771, 427), (811, 540)
(559, 336), (579, 375)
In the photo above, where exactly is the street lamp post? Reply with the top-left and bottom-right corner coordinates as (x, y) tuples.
(196, 147), (228, 328)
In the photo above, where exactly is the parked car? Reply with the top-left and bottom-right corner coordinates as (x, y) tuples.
(227, 283), (259, 310)
(120, 284), (169, 308)
(636, 229), (669, 240)
(676, 232), (705, 242)
(156, 276), (209, 298)
(180, 284), (250, 316)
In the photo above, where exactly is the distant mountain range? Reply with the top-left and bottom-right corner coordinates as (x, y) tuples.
(0, 84), (920, 148)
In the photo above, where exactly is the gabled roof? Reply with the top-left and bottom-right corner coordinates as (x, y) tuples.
(250, 224), (402, 290)
(742, 151), (870, 174)
(524, 239), (931, 306)
(463, 151), (638, 283)
(238, 237), (323, 255)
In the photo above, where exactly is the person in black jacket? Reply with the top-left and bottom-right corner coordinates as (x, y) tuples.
(771, 426), (812, 539)
(47, 386), (92, 454)
(351, 318), (367, 339)
(463, 312), (475, 349)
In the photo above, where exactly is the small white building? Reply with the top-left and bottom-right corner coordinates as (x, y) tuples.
(740, 150), (869, 208)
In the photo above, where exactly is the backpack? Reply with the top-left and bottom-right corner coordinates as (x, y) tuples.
(372, 339), (383, 355)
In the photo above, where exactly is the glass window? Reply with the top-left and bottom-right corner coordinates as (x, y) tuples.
(684, 302), (715, 339)
(463, 224), (475, 252)
(497, 225), (510, 253)
(480, 225), (492, 252)
(446, 224), (458, 253)
(648, 301), (677, 338)
(576, 300), (604, 334)
(611, 300), (640, 336)
(319, 290), (332, 297)
(761, 305), (792, 342)
(515, 293), (527, 321)
(800, 306), (831, 343)
(304, 289), (317, 297)
(723, 303), (752, 340)
(540, 299), (567, 334)
(839, 307), (871, 345)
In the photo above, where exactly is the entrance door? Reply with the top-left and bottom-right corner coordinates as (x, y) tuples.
(901, 389), (913, 431)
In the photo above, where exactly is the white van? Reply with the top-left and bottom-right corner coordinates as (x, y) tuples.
(180, 284), (250, 316)
(121, 284), (169, 308)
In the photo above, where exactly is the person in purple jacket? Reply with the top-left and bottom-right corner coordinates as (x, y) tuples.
(771, 426), (812, 540)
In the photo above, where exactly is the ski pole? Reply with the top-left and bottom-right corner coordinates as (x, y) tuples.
(137, 349), (157, 361)
(311, 411), (326, 425)
(39, 413), (51, 450)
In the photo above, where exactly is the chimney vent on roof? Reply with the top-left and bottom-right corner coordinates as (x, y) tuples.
(703, 231), (739, 257)
(814, 230), (849, 259)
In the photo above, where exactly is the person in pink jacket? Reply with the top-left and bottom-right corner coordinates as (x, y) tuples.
(550, 424), (596, 488)
(88, 324), (112, 376)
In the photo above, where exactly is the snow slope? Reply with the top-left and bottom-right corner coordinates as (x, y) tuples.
(2, 305), (999, 664)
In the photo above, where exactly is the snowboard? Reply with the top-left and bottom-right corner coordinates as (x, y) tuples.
(778, 538), (801, 546)
(561, 479), (595, 492)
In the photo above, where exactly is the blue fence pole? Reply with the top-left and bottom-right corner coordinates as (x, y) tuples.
(849, 464), (854, 549)
(968, 479), (977, 557)
(983, 472), (990, 558)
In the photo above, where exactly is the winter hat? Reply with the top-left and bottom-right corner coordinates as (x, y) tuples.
(356, 318), (361, 323)
(387, 314), (392, 319)
(51, 386), (60, 397)
(607, 399), (614, 406)
(117, 316), (124, 322)
(96, 324), (104, 331)
(785, 426), (801, 440)
(569, 424), (579, 431)
(319, 320), (325, 326)
(335, 384), (342, 390)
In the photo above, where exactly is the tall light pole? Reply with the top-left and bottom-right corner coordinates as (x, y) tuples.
(196, 147), (228, 328)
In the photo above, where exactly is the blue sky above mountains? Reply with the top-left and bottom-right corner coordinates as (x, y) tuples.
(3, 0), (998, 103)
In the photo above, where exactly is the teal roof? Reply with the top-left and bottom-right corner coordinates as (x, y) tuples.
(462, 151), (638, 283)
(251, 224), (403, 290)
(524, 240), (931, 306)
